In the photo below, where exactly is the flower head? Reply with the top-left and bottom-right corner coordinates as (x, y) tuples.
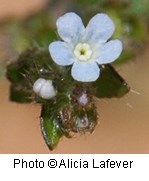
(49, 12), (123, 82)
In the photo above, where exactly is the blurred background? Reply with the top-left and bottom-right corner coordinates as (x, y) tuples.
(0, 0), (149, 153)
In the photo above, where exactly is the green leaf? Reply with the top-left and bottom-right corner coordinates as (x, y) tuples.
(6, 48), (62, 103)
(10, 85), (32, 103)
(126, 0), (149, 17)
(8, 21), (30, 53)
(23, 12), (57, 47)
(40, 104), (63, 150)
(6, 10), (57, 52)
(93, 65), (130, 98)
(7, 48), (60, 84)
(124, 17), (147, 42)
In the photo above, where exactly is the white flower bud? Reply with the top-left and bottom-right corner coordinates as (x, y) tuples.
(33, 78), (56, 99)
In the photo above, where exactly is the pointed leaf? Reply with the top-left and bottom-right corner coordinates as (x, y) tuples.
(6, 48), (60, 84)
(93, 65), (130, 98)
(6, 48), (62, 103)
(40, 104), (63, 150)
(10, 85), (32, 103)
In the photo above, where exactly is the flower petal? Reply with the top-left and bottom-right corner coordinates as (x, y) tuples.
(85, 13), (115, 43)
(49, 41), (74, 66)
(95, 40), (123, 64)
(71, 62), (100, 82)
(56, 12), (85, 43)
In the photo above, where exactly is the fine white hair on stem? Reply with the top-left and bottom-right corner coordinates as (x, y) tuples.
(130, 89), (141, 95)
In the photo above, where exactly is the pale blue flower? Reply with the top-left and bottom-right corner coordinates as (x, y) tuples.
(49, 12), (123, 82)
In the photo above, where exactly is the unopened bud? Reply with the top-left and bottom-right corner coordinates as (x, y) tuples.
(33, 78), (56, 99)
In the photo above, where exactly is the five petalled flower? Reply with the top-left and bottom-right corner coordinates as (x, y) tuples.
(49, 12), (123, 82)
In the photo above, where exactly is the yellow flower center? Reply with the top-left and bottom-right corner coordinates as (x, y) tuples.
(74, 43), (92, 61)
